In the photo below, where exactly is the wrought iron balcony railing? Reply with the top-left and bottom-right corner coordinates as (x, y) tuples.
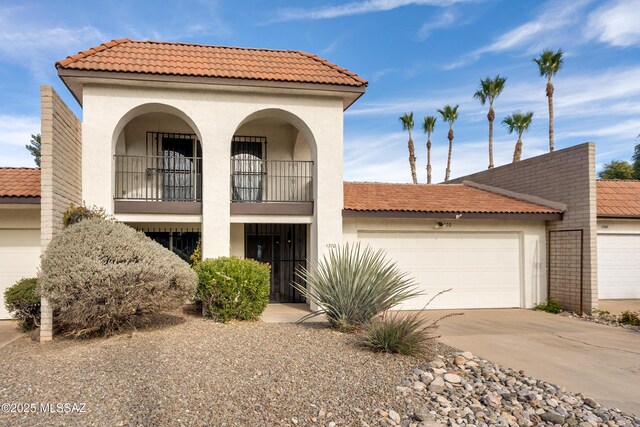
(230, 159), (313, 203)
(114, 155), (202, 202)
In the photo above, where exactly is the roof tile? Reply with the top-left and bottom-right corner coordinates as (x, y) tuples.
(56, 39), (367, 87)
(344, 182), (561, 214)
(597, 180), (640, 217)
(0, 168), (40, 198)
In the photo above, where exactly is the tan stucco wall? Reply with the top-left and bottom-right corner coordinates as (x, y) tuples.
(81, 84), (345, 272)
(343, 217), (547, 308)
(597, 218), (640, 234)
(0, 206), (41, 229)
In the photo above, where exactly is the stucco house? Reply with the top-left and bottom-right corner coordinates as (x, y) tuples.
(0, 39), (637, 340)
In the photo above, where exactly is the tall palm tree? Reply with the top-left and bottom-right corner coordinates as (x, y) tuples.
(502, 111), (534, 162)
(533, 49), (563, 152)
(474, 75), (507, 169)
(399, 112), (418, 184)
(422, 116), (436, 184)
(437, 105), (459, 181)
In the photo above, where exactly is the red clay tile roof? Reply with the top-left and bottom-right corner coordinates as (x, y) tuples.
(0, 168), (40, 198)
(56, 39), (367, 87)
(597, 180), (640, 218)
(343, 182), (561, 214)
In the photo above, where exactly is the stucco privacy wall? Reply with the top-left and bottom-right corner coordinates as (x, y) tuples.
(343, 217), (547, 308)
(81, 84), (344, 270)
(40, 86), (82, 341)
(449, 143), (597, 313)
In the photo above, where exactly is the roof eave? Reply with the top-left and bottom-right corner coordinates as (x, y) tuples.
(57, 68), (367, 110)
(342, 209), (563, 221)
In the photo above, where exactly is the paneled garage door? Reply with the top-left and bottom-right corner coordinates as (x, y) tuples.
(357, 231), (522, 309)
(597, 234), (640, 299)
(0, 229), (41, 319)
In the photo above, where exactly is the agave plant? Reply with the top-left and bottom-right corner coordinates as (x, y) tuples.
(293, 242), (420, 332)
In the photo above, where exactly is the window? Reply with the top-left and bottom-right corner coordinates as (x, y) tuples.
(231, 136), (266, 202)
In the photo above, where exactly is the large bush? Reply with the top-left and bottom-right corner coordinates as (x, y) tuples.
(4, 277), (40, 331)
(194, 257), (270, 323)
(294, 243), (420, 332)
(39, 219), (197, 338)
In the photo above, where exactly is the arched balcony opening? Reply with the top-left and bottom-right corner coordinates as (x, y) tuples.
(113, 111), (203, 208)
(230, 114), (314, 207)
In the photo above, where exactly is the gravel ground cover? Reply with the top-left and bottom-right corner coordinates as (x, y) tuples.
(558, 311), (640, 333)
(0, 308), (452, 427)
(383, 351), (640, 427)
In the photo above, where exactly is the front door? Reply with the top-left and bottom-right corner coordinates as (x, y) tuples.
(244, 224), (306, 303)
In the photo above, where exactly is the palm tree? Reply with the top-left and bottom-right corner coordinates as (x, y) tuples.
(533, 49), (563, 152)
(502, 111), (534, 162)
(437, 105), (459, 182)
(422, 116), (436, 184)
(474, 75), (507, 169)
(399, 112), (418, 184)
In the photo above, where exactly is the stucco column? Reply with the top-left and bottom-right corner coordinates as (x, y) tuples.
(200, 126), (232, 259)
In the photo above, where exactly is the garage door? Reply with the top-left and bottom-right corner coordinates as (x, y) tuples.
(0, 229), (41, 319)
(357, 231), (522, 309)
(598, 234), (640, 299)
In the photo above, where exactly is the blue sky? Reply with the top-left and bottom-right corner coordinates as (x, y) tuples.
(1, 0), (639, 182)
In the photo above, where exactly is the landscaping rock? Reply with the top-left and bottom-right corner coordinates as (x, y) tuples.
(384, 351), (640, 427)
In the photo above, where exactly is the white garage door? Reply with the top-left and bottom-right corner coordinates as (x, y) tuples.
(0, 229), (41, 319)
(598, 234), (640, 299)
(358, 231), (522, 309)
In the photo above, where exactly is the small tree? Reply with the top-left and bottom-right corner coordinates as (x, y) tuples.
(599, 161), (635, 180)
(26, 134), (41, 167)
(502, 111), (534, 162)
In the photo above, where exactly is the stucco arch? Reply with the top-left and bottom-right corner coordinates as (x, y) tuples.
(232, 108), (318, 161)
(111, 102), (203, 153)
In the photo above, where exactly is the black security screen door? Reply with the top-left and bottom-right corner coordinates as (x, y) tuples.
(231, 136), (265, 202)
(244, 223), (306, 303)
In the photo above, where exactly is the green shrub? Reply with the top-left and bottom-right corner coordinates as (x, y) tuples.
(534, 297), (562, 314)
(294, 243), (419, 332)
(39, 219), (197, 338)
(194, 257), (270, 323)
(619, 310), (640, 326)
(62, 202), (109, 228)
(360, 311), (434, 356)
(360, 289), (460, 356)
(3, 278), (40, 331)
(190, 239), (202, 266)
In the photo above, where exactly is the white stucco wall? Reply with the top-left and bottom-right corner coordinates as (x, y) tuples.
(343, 217), (548, 308)
(81, 83), (345, 265)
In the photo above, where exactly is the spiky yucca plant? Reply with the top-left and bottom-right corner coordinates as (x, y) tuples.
(293, 243), (419, 332)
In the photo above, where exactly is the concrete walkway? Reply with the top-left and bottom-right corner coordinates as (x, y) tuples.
(434, 309), (640, 415)
(598, 299), (640, 315)
(0, 320), (23, 348)
(261, 303), (327, 323)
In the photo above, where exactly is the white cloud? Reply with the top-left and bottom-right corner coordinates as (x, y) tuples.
(0, 115), (40, 147)
(274, 0), (473, 21)
(586, 0), (640, 47)
(417, 9), (457, 40)
(444, 0), (592, 70)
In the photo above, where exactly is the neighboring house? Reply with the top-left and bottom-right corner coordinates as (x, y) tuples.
(596, 180), (640, 299)
(0, 39), (634, 336)
(0, 168), (41, 319)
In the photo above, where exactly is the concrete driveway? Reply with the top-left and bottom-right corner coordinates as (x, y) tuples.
(599, 299), (640, 315)
(435, 309), (640, 415)
(0, 321), (23, 348)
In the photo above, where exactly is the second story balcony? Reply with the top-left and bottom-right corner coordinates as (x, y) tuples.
(114, 153), (203, 214)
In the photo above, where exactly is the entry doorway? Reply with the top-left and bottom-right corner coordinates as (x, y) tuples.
(244, 224), (307, 303)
